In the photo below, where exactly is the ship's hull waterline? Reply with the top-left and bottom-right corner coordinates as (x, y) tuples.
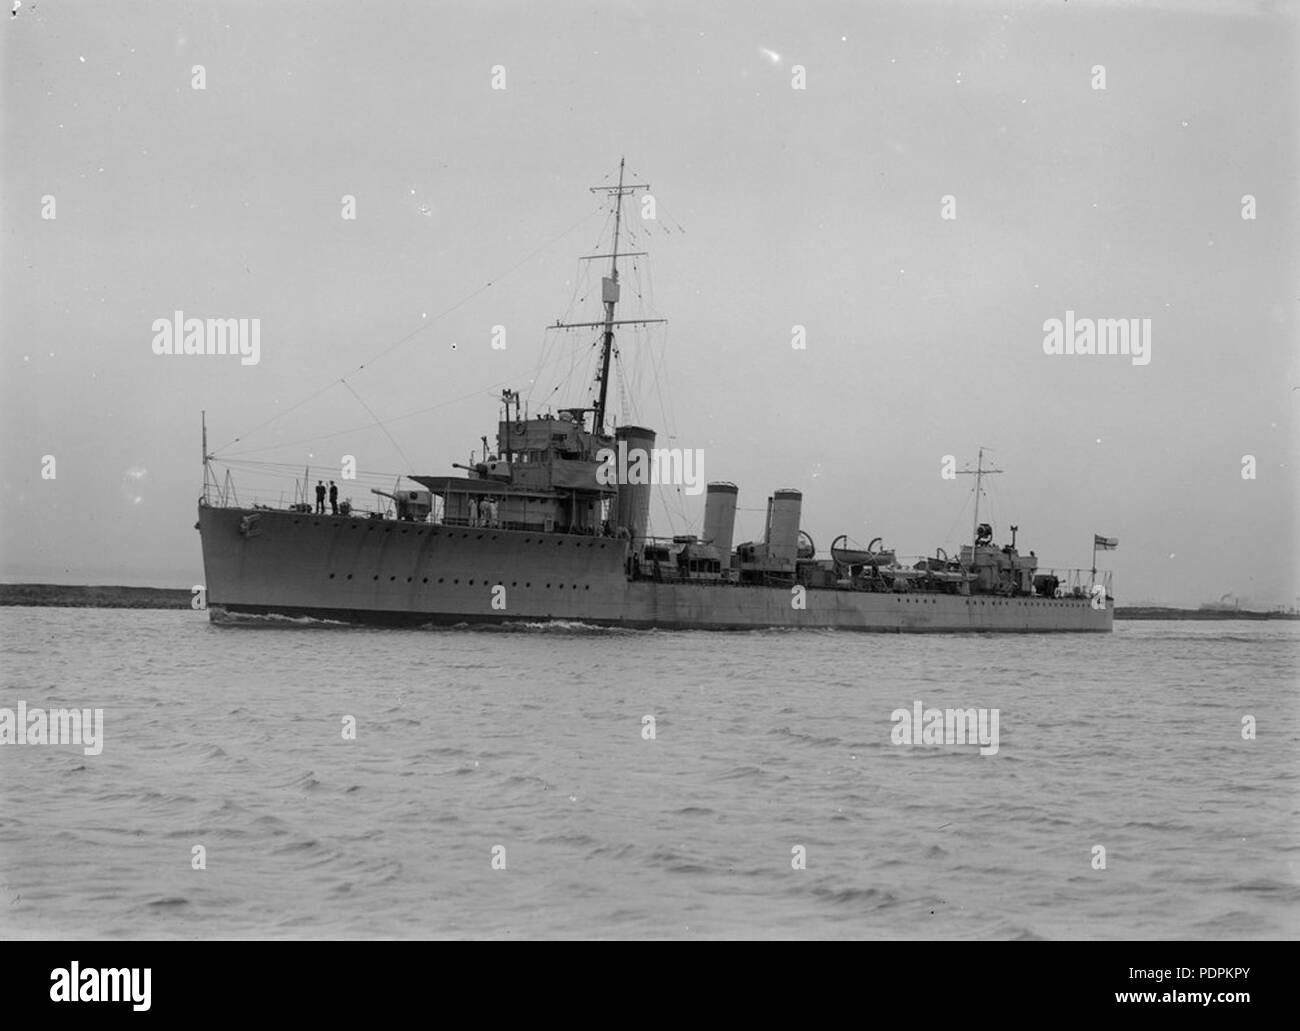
(198, 507), (1113, 633)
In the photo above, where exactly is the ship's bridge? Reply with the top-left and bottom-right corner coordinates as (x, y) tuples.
(407, 413), (630, 536)
(498, 413), (600, 459)
(496, 413), (613, 492)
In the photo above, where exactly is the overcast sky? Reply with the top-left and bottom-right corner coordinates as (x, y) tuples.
(3, 0), (1297, 608)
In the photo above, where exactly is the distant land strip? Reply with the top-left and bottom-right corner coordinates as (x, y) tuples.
(1114, 606), (1298, 621)
(1, 583), (1297, 619)
(0, 584), (192, 609)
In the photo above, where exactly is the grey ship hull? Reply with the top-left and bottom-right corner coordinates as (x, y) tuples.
(198, 506), (1113, 632)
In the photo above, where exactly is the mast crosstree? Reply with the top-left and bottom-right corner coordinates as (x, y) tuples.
(955, 446), (1002, 546)
(552, 158), (665, 437)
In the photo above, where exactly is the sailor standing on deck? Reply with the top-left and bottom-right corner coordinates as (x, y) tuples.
(315, 481), (326, 514)
(329, 481), (338, 515)
(468, 496), (479, 527)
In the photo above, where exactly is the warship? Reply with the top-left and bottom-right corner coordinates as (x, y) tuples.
(197, 162), (1114, 633)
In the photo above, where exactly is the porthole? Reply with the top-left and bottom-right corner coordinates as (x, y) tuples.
(346, 574), (353, 580)
(328, 573), (335, 579)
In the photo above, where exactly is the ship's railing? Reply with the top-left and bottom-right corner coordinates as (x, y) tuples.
(229, 497), (393, 519)
(843, 558), (1112, 597)
(202, 460), (435, 521)
(1037, 567), (1113, 593)
(875, 554), (967, 570)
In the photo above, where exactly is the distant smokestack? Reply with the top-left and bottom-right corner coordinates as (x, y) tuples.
(767, 489), (802, 565)
(613, 425), (655, 545)
(703, 482), (738, 558)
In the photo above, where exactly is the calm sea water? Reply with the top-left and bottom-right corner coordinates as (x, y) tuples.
(1, 608), (1296, 940)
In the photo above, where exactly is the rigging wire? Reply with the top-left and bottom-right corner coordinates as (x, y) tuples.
(341, 379), (414, 469)
(626, 165), (688, 235)
(941, 488), (974, 554)
(214, 203), (605, 454)
(221, 337), (583, 460)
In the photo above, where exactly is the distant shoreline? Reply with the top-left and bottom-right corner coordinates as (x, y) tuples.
(1112, 603), (1294, 618)
(0, 584), (193, 609)
(1114, 607), (1299, 621)
(2, 583), (1297, 620)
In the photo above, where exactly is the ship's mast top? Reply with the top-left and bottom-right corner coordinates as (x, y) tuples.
(956, 447), (1002, 547)
(586, 158), (653, 437)
(550, 161), (665, 437)
(609, 157), (626, 284)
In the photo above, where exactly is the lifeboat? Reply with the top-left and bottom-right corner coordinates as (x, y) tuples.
(831, 535), (896, 569)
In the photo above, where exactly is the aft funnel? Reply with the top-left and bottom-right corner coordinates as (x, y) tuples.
(766, 489), (803, 565)
(703, 482), (738, 558)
